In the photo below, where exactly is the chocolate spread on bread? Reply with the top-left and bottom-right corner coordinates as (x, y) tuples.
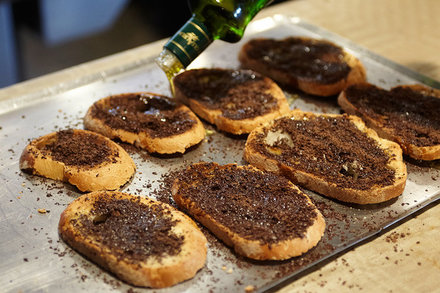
(42, 129), (116, 167)
(345, 84), (440, 147)
(175, 163), (317, 243)
(244, 38), (351, 84)
(173, 69), (278, 120)
(249, 115), (396, 190)
(73, 194), (183, 262)
(90, 94), (196, 137)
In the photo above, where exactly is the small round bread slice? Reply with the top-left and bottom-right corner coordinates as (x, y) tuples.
(172, 162), (325, 261)
(239, 37), (366, 96)
(173, 68), (290, 135)
(338, 83), (440, 160)
(19, 129), (135, 192)
(244, 110), (407, 204)
(59, 191), (207, 288)
(84, 92), (205, 154)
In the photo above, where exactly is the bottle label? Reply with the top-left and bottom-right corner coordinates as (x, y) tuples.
(164, 18), (212, 67)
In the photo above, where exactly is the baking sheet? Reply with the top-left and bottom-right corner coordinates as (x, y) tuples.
(1, 15), (440, 293)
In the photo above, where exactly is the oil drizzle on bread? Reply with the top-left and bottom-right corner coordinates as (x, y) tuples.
(243, 38), (350, 84)
(173, 69), (279, 120)
(89, 93), (197, 138)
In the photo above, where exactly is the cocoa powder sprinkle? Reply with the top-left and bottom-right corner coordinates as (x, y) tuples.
(174, 163), (317, 244)
(42, 129), (116, 167)
(249, 115), (396, 190)
(74, 194), (184, 263)
(244, 38), (351, 84)
(344, 84), (440, 147)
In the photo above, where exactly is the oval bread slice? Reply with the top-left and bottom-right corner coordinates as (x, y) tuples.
(59, 191), (207, 288)
(19, 129), (135, 192)
(84, 92), (205, 154)
(172, 162), (325, 260)
(244, 110), (407, 204)
(239, 37), (366, 96)
(173, 68), (290, 134)
(338, 83), (440, 160)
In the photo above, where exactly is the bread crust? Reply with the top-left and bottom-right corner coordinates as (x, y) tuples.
(173, 68), (291, 135)
(19, 129), (135, 192)
(59, 191), (207, 288)
(84, 92), (205, 154)
(239, 37), (366, 97)
(244, 110), (407, 204)
(172, 162), (325, 260)
(338, 83), (440, 160)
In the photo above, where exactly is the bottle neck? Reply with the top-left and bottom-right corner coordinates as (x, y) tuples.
(163, 16), (213, 68)
(155, 48), (184, 85)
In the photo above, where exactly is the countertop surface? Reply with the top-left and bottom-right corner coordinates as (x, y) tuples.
(1, 0), (439, 292)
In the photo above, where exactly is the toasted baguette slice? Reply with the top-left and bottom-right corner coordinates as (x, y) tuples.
(244, 110), (407, 204)
(172, 162), (325, 260)
(59, 191), (207, 288)
(84, 92), (205, 154)
(338, 83), (440, 160)
(239, 37), (366, 96)
(173, 68), (290, 135)
(19, 129), (135, 192)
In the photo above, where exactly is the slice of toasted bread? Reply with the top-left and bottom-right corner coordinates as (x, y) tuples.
(173, 68), (290, 135)
(239, 37), (366, 96)
(338, 83), (440, 160)
(59, 191), (207, 288)
(19, 129), (135, 192)
(244, 110), (407, 204)
(171, 162), (325, 260)
(84, 92), (205, 154)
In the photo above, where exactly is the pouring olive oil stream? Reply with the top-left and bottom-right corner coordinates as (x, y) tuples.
(155, 0), (273, 91)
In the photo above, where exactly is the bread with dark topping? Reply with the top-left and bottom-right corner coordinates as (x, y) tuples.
(19, 129), (135, 192)
(244, 110), (407, 204)
(84, 92), (205, 154)
(338, 83), (440, 160)
(239, 37), (366, 96)
(173, 68), (290, 135)
(171, 162), (325, 260)
(59, 191), (207, 288)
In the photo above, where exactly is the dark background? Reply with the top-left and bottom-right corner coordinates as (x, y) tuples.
(3, 0), (285, 86)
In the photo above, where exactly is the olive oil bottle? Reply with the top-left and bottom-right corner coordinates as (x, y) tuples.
(156, 0), (272, 81)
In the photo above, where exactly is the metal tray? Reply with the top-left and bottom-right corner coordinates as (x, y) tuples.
(1, 15), (439, 293)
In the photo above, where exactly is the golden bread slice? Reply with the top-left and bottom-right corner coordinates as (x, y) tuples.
(239, 37), (366, 96)
(172, 162), (325, 260)
(338, 83), (440, 160)
(59, 191), (207, 288)
(84, 92), (205, 154)
(173, 68), (290, 134)
(19, 129), (135, 192)
(244, 110), (407, 204)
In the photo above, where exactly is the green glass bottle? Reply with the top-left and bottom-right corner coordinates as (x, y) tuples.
(156, 0), (272, 81)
